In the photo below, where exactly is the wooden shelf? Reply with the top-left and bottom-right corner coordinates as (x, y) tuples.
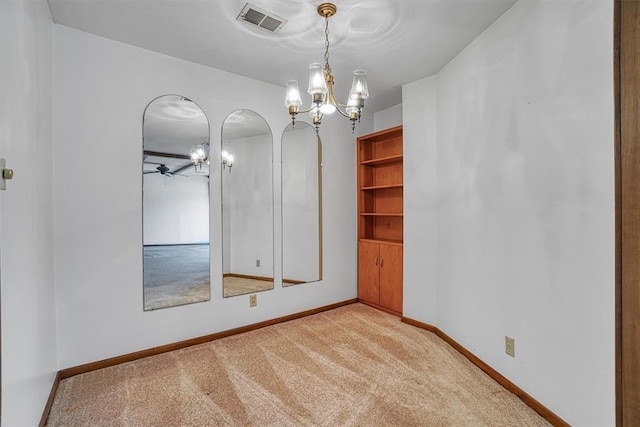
(358, 125), (404, 243)
(360, 154), (403, 166)
(359, 238), (403, 246)
(360, 184), (403, 191)
(360, 212), (403, 217)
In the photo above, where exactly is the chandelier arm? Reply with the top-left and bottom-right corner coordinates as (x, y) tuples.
(332, 104), (352, 119)
(325, 82), (351, 119)
(295, 106), (318, 115)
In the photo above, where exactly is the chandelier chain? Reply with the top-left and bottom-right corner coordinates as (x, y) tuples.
(323, 16), (331, 74)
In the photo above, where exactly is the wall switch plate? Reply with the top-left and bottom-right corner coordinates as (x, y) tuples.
(249, 294), (257, 307)
(256, 259), (261, 267)
(505, 336), (515, 357)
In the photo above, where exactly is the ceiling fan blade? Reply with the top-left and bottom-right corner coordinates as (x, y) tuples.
(143, 170), (159, 174)
(172, 162), (195, 175)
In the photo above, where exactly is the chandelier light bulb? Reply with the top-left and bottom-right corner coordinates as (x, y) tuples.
(307, 63), (327, 95)
(284, 80), (302, 108)
(350, 70), (369, 99)
(346, 94), (359, 114)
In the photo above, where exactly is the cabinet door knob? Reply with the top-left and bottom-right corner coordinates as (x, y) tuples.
(375, 257), (378, 266)
(380, 258), (384, 267)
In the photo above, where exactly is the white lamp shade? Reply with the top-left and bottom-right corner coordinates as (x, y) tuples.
(350, 70), (369, 100)
(346, 94), (359, 114)
(307, 63), (327, 95)
(284, 80), (302, 108)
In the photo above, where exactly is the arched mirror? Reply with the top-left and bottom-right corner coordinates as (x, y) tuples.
(221, 110), (274, 297)
(142, 95), (211, 310)
(282, 122), (323, 285)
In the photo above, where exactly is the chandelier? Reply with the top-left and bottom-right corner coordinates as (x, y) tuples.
(284, 2), (369, 133)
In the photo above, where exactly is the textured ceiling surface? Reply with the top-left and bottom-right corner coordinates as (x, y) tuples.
(47, 0), (517, 112)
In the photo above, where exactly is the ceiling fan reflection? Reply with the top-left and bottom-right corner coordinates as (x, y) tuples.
(143, 162), (191, 177)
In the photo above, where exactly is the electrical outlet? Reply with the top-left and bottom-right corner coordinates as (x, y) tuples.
(256, 259), (261, 267)
(505, 336), (515, 358)
(249, 294), (257, 307)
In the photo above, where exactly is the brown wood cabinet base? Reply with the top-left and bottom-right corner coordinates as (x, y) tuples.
(358, 240), (403, 314)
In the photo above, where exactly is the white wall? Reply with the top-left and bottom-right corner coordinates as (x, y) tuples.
(224, 133), (273, 277)
(53, 24), (366, 369)
(282, 125), (321, 283)
(0, 0), (57, 425)
(373, 104), (402, 132)
(402, 76), (438, 326)
(403, 0), (614, 425)
(143, 173), (210, 245)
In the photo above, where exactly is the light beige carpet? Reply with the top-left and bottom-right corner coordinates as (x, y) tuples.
(47, 303), (550, 426)
(223, 276), (273, 298)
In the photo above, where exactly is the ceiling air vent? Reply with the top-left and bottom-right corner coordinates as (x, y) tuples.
(236, 3), (287, 34)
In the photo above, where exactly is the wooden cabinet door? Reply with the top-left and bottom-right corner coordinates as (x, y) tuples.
(358, 241), (380, 304)
(379, 244), (403, 314)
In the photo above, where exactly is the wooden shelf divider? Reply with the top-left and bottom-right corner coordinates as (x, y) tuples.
(360, 184), (403, 191)
(360, 154), (403, 166)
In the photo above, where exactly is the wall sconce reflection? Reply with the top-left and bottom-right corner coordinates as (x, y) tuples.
(191, 142), (209, 172)
(222, 150), (234, 172)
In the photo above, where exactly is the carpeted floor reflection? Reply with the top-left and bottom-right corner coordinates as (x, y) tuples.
(144, 244), (210, 310)
(223, 276), (273, 298)
(47, 303), (550, 426)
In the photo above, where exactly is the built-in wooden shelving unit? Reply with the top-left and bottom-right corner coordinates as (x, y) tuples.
(357, 125), (403, 315)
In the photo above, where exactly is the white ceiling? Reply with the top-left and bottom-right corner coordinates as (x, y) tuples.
(142, 96), (271, 176)
(47, 0), (517, 113)
(144, 95), (209, 155)
(143, 95), (208, 176)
